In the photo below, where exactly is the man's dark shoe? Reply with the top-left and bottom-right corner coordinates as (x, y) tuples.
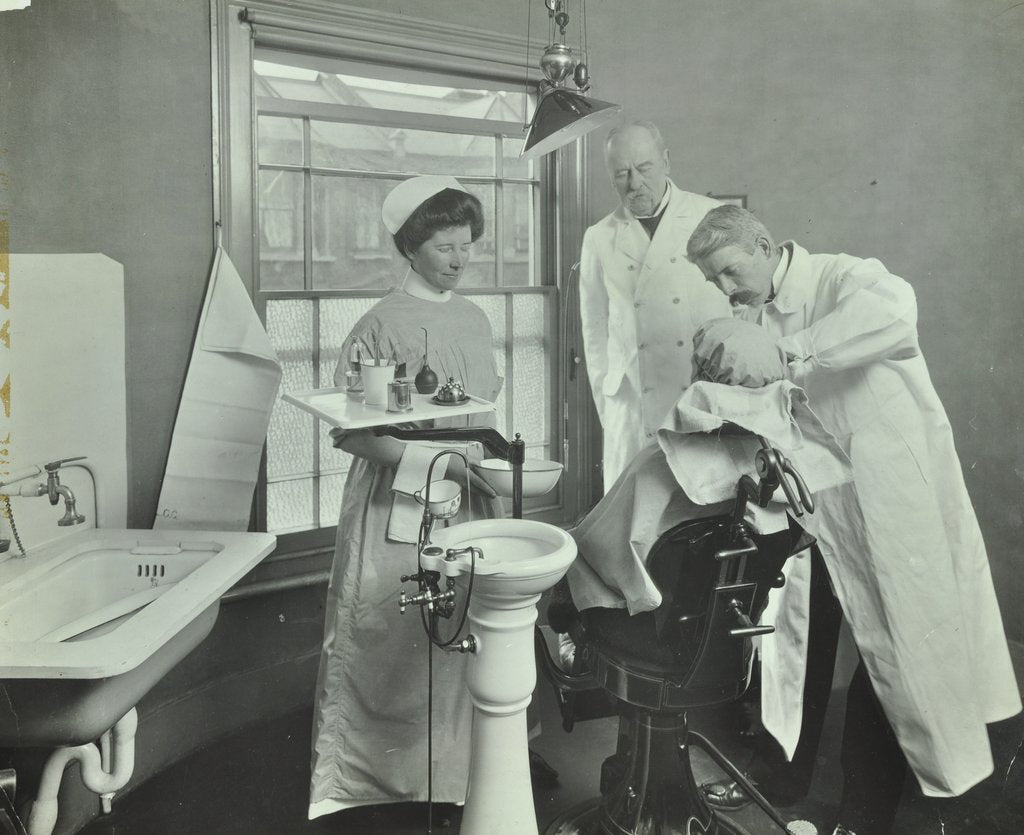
(701, 778), (754, 811)
(701, 776), (808, 811)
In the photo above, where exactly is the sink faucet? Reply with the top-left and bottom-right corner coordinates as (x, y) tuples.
(0, 457), (88, 537)
(44, 457), (88, 526)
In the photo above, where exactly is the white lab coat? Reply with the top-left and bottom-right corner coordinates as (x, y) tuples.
(747, 243), (1021, 797)
(579, 183), (730, 490)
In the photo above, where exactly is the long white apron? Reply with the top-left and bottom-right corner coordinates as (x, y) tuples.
(309, 457), (501, 816)
(309, 287), (503, 816)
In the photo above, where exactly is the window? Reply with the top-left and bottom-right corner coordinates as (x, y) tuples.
(214, 1), (599, 555)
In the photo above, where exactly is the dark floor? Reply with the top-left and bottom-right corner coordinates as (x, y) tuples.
(77, 641), (1024, 835)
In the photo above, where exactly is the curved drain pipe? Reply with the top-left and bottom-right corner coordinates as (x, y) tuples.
(27, 708), (139, 835)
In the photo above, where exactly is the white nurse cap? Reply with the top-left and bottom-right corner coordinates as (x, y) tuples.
(381, 175), (468, 235)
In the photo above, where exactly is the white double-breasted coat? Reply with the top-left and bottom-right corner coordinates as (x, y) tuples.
(579, 183), (730, 490)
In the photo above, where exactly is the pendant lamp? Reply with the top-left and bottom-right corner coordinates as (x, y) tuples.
(520, 1), (621, 160)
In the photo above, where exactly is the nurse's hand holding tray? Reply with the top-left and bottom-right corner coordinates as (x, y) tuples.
(308, 175), (505, 819)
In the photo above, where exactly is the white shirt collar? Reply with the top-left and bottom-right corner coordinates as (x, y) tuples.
(402, 267), (452, 303)
(767, 243), (792, 303)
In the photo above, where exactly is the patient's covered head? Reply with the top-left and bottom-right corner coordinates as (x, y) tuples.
(691, 318), (787, 387)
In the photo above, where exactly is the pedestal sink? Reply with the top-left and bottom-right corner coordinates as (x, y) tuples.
(0, 528), (276, 747)
(424, 519), (577, 835)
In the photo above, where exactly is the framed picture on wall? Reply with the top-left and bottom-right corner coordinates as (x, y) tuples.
(709, 194), (747, 208)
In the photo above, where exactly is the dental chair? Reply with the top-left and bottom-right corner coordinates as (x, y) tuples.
(537, 435), (815, 835)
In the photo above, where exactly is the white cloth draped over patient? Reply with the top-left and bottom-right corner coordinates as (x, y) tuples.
(566, 380), (852, 615)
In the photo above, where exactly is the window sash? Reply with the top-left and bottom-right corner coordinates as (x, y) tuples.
(213, 0), (600, 555)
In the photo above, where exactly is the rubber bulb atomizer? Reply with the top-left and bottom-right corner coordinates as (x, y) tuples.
(415, 327), (439, 394)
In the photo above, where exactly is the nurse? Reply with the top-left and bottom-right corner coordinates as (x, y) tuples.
(308, 176), (502, 818)
(686, 205), (1021, 835)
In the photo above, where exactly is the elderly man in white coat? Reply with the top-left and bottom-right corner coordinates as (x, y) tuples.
(686, 205), (1021, 835)
(579, 121), (730, 492)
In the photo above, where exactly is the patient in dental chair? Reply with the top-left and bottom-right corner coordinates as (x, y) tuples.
(561, 316), (846, 621)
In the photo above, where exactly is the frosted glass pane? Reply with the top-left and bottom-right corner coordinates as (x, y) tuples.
(319, 298), (379, 471)
(471, 293), (508, 436)
(319, 296), (380, 386)
(266, 301), (315, 480)
(267, 478), (314, 534)
(511, 294), (550, 453)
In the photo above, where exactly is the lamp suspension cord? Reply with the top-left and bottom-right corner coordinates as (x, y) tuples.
(522, 0), (532, 129)
(578, 0), (584, 63)
(582, 0), (589, 66)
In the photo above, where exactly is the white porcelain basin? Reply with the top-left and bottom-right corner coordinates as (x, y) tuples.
(470, 458), (564, 498)
(0, 528), (275, 678)
(425, 518), (576, 595)
(0, 528), (275, 746)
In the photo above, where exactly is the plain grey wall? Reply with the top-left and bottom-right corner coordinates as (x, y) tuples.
(2, 0), (1021, 641)
(0, 0), (214, 534)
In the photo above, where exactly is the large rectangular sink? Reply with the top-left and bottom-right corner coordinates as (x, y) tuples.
(0, 528), (275, 746)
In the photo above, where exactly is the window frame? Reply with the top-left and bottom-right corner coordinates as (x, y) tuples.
(212, 0), (600, 559)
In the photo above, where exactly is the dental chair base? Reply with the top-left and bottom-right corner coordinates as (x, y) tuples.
(540, 515), (813, 835)
(544, 714), (756, 835)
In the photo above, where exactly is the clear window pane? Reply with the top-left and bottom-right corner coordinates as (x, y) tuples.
(459, 183), (497, 288)
(258, 169), (305, 291)
(502, 135), (532, 179)
(257, 115), (304, 166)
(312, 122), (496, 177)
(311, 175), (404, 290)
(503, 183), (535, 287)
(256, 60), (531, 123)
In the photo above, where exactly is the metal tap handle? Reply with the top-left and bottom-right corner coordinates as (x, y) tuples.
(44, 456), (87, 472)
(727, 599), (775, 638)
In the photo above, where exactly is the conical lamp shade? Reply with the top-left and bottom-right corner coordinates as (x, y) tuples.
(520, 88), (622, 160)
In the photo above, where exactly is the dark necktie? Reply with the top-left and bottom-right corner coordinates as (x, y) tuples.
(637, 208), (665, 239)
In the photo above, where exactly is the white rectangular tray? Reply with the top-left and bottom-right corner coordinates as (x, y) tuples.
(281, 386), (496, 430)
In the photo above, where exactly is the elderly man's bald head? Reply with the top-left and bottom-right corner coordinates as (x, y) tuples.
(604, 121), (671, 217)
